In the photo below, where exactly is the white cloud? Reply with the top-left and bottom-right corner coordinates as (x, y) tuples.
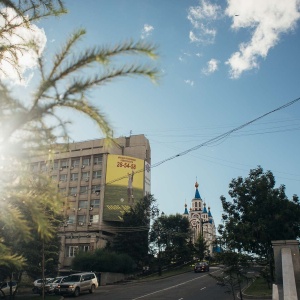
(141, 24), (154, 39)
(0, 7), (47, 85)
(184, 79), (194, 86)
(187, 0), (221, 44)
(202, 58), (219, 75)
(225, 0), (300, 78)
(178, 51), (191, 62)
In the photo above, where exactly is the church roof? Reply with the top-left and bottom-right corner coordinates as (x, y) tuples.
(183, 203), (189, 215)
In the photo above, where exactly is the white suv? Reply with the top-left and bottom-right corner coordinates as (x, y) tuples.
(56, 272), (98, 297)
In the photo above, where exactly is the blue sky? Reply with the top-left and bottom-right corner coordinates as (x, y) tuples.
(3, 0), (300, 228)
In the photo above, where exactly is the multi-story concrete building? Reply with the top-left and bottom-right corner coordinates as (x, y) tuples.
(30, 134), (151, 269)
(183, 181), (216, 256)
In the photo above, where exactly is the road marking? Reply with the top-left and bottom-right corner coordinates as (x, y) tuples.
(132, 270), (219, 300)
(201, 287), (206, 290)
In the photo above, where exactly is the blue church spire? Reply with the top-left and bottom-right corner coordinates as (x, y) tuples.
(183, 203), (189, 215)
(195, 181), (201, 199)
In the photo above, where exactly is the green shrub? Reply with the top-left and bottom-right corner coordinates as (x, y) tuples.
(71, 249), (135, 274)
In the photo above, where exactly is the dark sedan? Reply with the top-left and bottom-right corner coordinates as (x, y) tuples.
(194, 262), (209, 273)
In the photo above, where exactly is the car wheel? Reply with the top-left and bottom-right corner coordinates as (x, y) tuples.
(89, 284), (95, 293)
(73, 288), (80, 297)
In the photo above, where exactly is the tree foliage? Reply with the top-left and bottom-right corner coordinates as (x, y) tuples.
(194, 235), (209, 261)
(0, 0), (67, 80)
(218, 166), (300, 279)
(108, 194), (159, 268)
(0, 0), (159, 272)
(149, 214), (192, 266)
(210, 251), (251, 300)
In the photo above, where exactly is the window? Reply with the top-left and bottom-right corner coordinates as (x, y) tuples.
(59, 188), (67, 195)
(82, 156), (90, 166)
(93, 170), (101, 179)
(81, 172), (89, 181)
(94, 155), (103, 165)
(69, 187), (78, 196)
(79, 245), (90, 252)
(80, 186), (88, 194)
(125, 137), (130, 147)
(78, 215), (86, 224)
(66, 245), (89, 256)
(31, 163), (38, 172)
(78, 200), (88, 209)
(91, 185), (100, 194)
(70, 173), (78, 181)
(67, 215), (75, 224)
(60, 160), (69, 169)
(89, 214), (99, 223)
(51, 175), (58, 181)
(71, 158), (80, 168)
(59, 174), (67, 181)
(53, 160), (59, 170)
(90, 199), (100, 208)
(67, 246), (78, 257)
(40, 163), (47, 171)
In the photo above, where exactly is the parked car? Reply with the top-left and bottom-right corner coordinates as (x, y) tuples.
(56, 272), (98, 297)
(0, 281), (17, 296)
(194, 261), (210, 273)
(32, 278), (54, 294)
(43, 276), (66, 294)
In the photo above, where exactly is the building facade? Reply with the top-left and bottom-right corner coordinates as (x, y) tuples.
(30, 134), (151, 269)
(183, 181), (216, 257)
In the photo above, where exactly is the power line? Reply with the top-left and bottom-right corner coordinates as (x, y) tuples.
(151, 96), (300, 168)
(59, 96), (300, 195)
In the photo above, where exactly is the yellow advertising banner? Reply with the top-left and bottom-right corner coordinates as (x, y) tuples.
(103, 154), (145, 221)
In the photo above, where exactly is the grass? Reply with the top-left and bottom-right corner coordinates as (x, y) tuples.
(243, 277), (272, 297)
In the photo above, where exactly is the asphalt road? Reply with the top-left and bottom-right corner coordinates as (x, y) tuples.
(69, 266), (236, 300)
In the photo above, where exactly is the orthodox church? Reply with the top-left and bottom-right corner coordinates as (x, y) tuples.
(183, 181), (216, 256)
